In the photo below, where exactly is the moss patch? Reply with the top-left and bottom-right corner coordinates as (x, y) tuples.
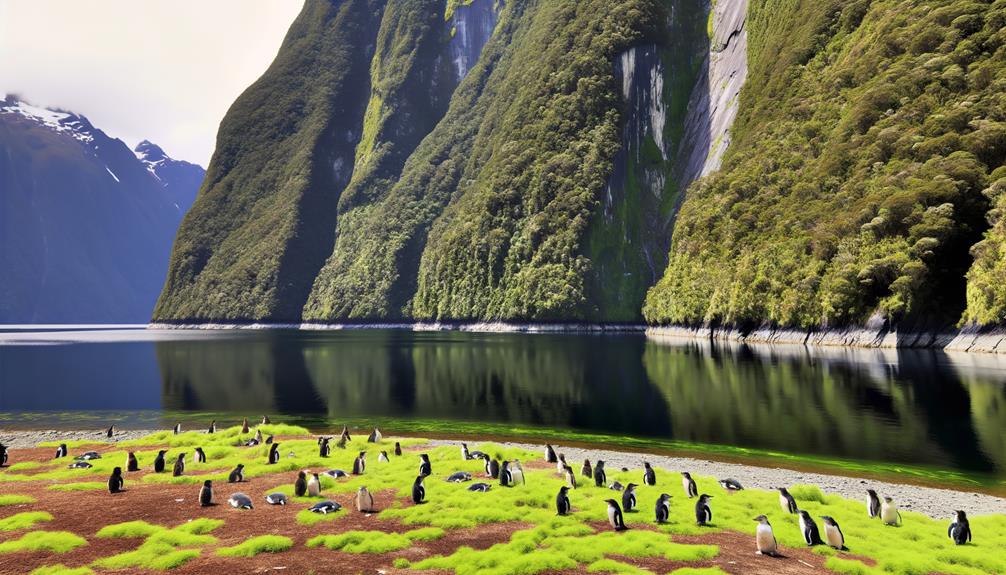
(216, 535), (293, 557)
(0, 511), (53, 531)
(0, 531), (87, 554)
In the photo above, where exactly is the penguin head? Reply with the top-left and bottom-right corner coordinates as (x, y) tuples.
(799, 510), (812, 520)
(604, 499), (618, 506)
(203, 479), (212, 487)
(644, 462), (651, 469)
(558, 486), (569, 494)
(867, 489), (878, 498)
(596, 460), (605, 468)
(659, 493), (671, 501)
(112, 466), (122, 475)
(359, 451), (366, 457)
(235, 464), (244, 470)
(883, 496), (894, 503)
(625, 483), (637, 491)
(157, 450), (167, 456)
(358, 486), (369, 494)
(698, 494), (712, 502)
(955, 510), (967, 521)
(753, 514), (770, 524)
(420, 454), (430, 462)
(820, 515), (836, 525)
(777, 487), (789, 495)
(177, 453), (185, 460)
(682, 471), (691, 479)
(297, 470), (306, 479)
(584, 459), (590, 465)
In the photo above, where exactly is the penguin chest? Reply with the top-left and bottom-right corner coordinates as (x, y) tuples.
(307, 481), (320, 496)
(607, 506), (619, 527)
(881, 505), (898, 524)
(824, 524), (843, 548)
(756, 525), (777, 552)
(779, 494), (791, 513)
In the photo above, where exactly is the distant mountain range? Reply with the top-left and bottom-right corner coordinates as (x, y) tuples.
(0, 95), (205, 323)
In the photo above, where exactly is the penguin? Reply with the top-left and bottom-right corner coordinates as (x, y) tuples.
(54, 443), (68, 459)
(605, 499), (626, 531)
(310, 500), (341, 514)
(643, 462), (656, 486)
(609, 481), (624, 492)
(718, 478), (743, 491)
(228, 464), (245, 483)
(881, 496), (902, 526)
(194, 447), (206, 463)
(228, 493), (253, 509)
(294, 471), (308, 497)
(545, 444), (558, 463)
(323, 469), (348, 479)
(244, 436), (260, 447)
(340, 425), (352, 442)
(866, 489), (881, 519)
(655, 493), (672, 523)
(241, 418), (249, 434)
(621, 483), (637, 513)
(77, 451), (101, 460)
(499, 461), (513, 487)
(108, 467), (124, 494)
(468, 483), (492, 492)
(511, 460), (526, 485)
(556, 486), (571, 515)
(753, 515), (779, 556)
(106, 425), (115, 438)
(153, 450), (167, 473)
(265, 435), (274, 444)
(484, 455), (500, 479)
(126, 452), (139, 472)
(694, 494), (713, 526)
(267, 443), (280, 465)
(367, 428), (382, 443)
(682, 472), (697, 498)
(447, 471), (472, 483)
(68, 461), (92, 469)
(581, 459), (592, 479)
(207, 420), (216, 434)
(419, 453), (432, 477)
(594, 460), (607, 488)
(172, 453), (186, 477)
(461, 443), (472, 460)
(254, 428), (263, 444)
(352, 451), (366, 475)
(173, 422), (182, 435)
(319, 437), (331, 457)
(799, 510), (823, 545)
(0, 443), (7, 467)
(378, 450), (390, 463)
(821, 516), (846, 550)
(394, 441), (402, 456)
(948, 510), (971, 545)
(307, 472), (322, 496)
(261, 415), (271, 425)
(265, 493), (288, 505)
(412, 475), (426, 504)
(335, 434), (348, 449)
(355, 486), (376, 512)
(199, 480), (214, 506)
(563, 465), (577, 489)
(556, 453), (567, 476)
(778, 487), (798, 514)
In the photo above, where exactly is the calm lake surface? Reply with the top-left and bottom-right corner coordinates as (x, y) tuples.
(1, 327), (1005, 479)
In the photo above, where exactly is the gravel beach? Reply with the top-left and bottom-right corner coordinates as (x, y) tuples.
(0, 428), (158, 449)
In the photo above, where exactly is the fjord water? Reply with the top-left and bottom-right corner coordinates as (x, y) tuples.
(1, 327), (1005, 480)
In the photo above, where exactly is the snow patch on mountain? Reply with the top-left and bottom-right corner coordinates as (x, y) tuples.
(1, 94), (95, 145)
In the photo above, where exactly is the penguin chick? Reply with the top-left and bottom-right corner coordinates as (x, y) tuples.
(307, 472), (321, 497)
(621, 483), (638, 513)
(153, 450), (167, 473)
(695, 494), (713, 526)
(126, 452), (139, 472)
(643, 462), (656, 486)
(881, 496), (902, 526)
(356, 486), (376, 512)
(419, 453), (432, 477)
(228, 464), (245, 483)
(821, 516), (846, 550)
(754, 515), (779, 556)
(412, 475), (426, 504)
(581, 459), (592, 479)
(294, 471), (307, 497)
(655, 493), (672, 523)
(107, 467), (124, 494)
(545, 444), (557, 463)
(556, 486), (571, 515)
(172, 453), (186, 477)
(605, 499), (626, 531)
(718, 478), (743, 491)
(593, 460), (607, 488)
(199, 480), (214, 507)
(778, 487), (798, 514)
(866, 489), (881, 519)
(682, 472), (697, 498)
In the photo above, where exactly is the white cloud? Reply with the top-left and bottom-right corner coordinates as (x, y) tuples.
(0, 0), (302, 166)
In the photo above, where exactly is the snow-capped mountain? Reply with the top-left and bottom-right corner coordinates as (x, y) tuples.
(0, 95), (205, 323)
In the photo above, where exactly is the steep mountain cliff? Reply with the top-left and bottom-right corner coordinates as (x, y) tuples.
(0, 96), (203, 323)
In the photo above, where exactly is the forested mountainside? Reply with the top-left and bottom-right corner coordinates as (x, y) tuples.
(645, 0), (1006, 333)
(0, 96), (204, 323)
(155, 0), (743, 324)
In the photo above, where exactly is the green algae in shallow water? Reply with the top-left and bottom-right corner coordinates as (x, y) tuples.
(30, 566), (95, 575)
(216, 535), (293, 557)
(0, 511), (53, 531)
(0, 531), (87, 554)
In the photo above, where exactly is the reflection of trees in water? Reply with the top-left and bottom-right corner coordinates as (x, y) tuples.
(964, 382), (1006, 471)
(157, 338), (279, 412)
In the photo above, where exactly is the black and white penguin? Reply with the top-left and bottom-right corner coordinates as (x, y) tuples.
(655, 493), (672, 523)
(594, 460), (607, 488)
(172, 453), (186, 477)
(754, 515), (779, 556)
(241, 418), (249, 434)
(265, 493), (288, 505)
(643, 462), (656, 486)
(340, 425), (352, 442)
(0, 443), (7, 467)
(556, 486), (571, 515)
(468, 483), (492, 492)
(367, 428), (382, 443)
(545, 444), (558, 463)
(563, 465), (577, 489)
(682, 472), (697, 498)
(335, 433), (348, 449)
(68, 461), (92, 469)
(199, 480), (213, 507)
(108, 467), (124, 494)
(265, 435), (273, 444)
(194, 447), (206, 463)
(821, 516), (846, 550)
(799, 510), (823, 545)
(556, 453), (567, 476)
(253, 429), (263, 444)
(352, 451), (366, 475)
(412, 475), (426, 504)
(310, 500), (341, 514)
(499, 461), (513, 487)
(355, 486), (375, 512)
(294, 471), (308, 497)
(483, 454), (500, 479)
(694, 494), (713, 526)
(866, 489), (881, 519)
(54, 443), (68, 459)
(778, 487), (798, 514)
(622, 483), (638, 512)
(228, 464), (245, 483)
(419, 453), (432, 477)
(228, 492), (253, 509)
(106, 425), (115, 438)
(394, 441), (402, 456)
(609, 481), (624, 492)
(881, 496), (902, 526)
(461, 443), (471, 460)
(447, 471), (472, 483)
(307, 472), (322, 496)
(173, 423), (182, 435)
(319, 437), (331, 457)
(323, 469), (347, 479)
(581, 459), (592, 479)
(605, 499), (626, 531)
(949, 510), (972, 545)
(153, 450), (167, 473)
(718, 478), (743, 491)
(261, 415), (271, 425)
(77, 451), (101, 461)
(126, 452), (139, 472)
(268, 443), (280, 465)
(207, 420), (216, 434)
(378, 450), (390, 463)
(511, 460), (526, 485)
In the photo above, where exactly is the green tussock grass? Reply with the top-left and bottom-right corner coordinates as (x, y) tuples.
(30, 565), (95, 575)
(405, 527), (445, 541)
(296, 507), (345, 526)
(307, 530), (417, 554)
(6, 461), (42, 471)
(96, 521), (165, 539)
(0, 511), (53, 531)
(216, 535), (293, 557)
(587, 558), (651, 574)
(92, 543), (201, 570)
(47, 482), (105, 491)
(174, 518), (223, 535)
(91, 518), (221, 570)
(0, 494), (35, 506)
(668, 569), (729, 575)
(0, 531), (87, 554)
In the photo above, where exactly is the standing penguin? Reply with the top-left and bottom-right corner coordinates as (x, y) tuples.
(556, 453), (567, 476)
(335, 433), (348, 449)
(194, 447), (207, 463)
(753, 515), (779, 556)
(581, 459), (592, 479)
(511, 460), (526, 485)
(319, 437), (331, 458)
(948, 510), (972, 545)
(108, 467), (124, 493)
(484, 454), (500, 479)
(352, 451), (367, 475)
(241, 418), (249, 434)
(228, 464), (245, 483)
(294, 471), (308, 497)
(866, 489), (881, 519)
(307, 472), (321, 497)
(173, 422), (182, 435)
(106, 425), (115, 438)
(821, 516), (846, 550)
(694, 494), (713, 526)
(172, 453), (186, 477)
(547, 484), (569, 516)
(461, 443), (471, 460)
(394, 442), (402, 456)
(54, 443), (68, 459)
(563, 465), (577, 489)
(268, 443), (280, 465)
(412, 475), (426, 504)
(799, 510), (823, 545)
(253, 428), (263, 445)
(499, 461), (513, 487)
(655, 493), (672, 523)
(207, 420), (216, 434)
(340, 425), (352, 442)
(367, 428), (382, 443)
(622, 483), (638, 513)
(605, 499), (626, 531)
(262, 415), (271, 425)
(153, 450), (167, 473)
(126, 452), (139, 472)
(881, 496), (902, 526)
(778, 487), (798, 514)
(378, 450), (390, 463)
(0, 443), (7, 467)
(594, 461), (607, 488)
(643, 462), (656, 486)
(545, 444), (558, 463)
(355, 486), (376, 512)
(682, 472), (697, 498)
(199, 480), (214, 507)
(265, 435), (274, 444)
(419, 453), (432, 477)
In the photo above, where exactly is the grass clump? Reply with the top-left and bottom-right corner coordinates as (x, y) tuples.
(586, 559), (651, 575)
(91, 518), (221, 570)
(47, 482), (105, 491)
(405, 527), (445, 542)
(788, 484), (830, 504)
(93, 543), (201, 571)
(216, 535), (293, 557)
(0, 494), (35, 506)
(30, 566), (95, 575)
(0, 511), (53, 531)
(307, 530), (413, 554)
(96, 521), (164, 539)
(174, 518), (224, 535)
(296, 507), (344, 526)
(0, 531), (87, 554)
(668, 569), (729, 575)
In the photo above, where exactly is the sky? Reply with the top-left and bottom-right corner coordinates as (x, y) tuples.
(0, 0), (303, 166)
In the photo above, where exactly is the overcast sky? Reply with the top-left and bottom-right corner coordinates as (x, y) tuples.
(0, 1), (303, 166)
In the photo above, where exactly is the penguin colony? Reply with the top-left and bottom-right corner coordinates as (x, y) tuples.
(21, 420), (978, 564)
